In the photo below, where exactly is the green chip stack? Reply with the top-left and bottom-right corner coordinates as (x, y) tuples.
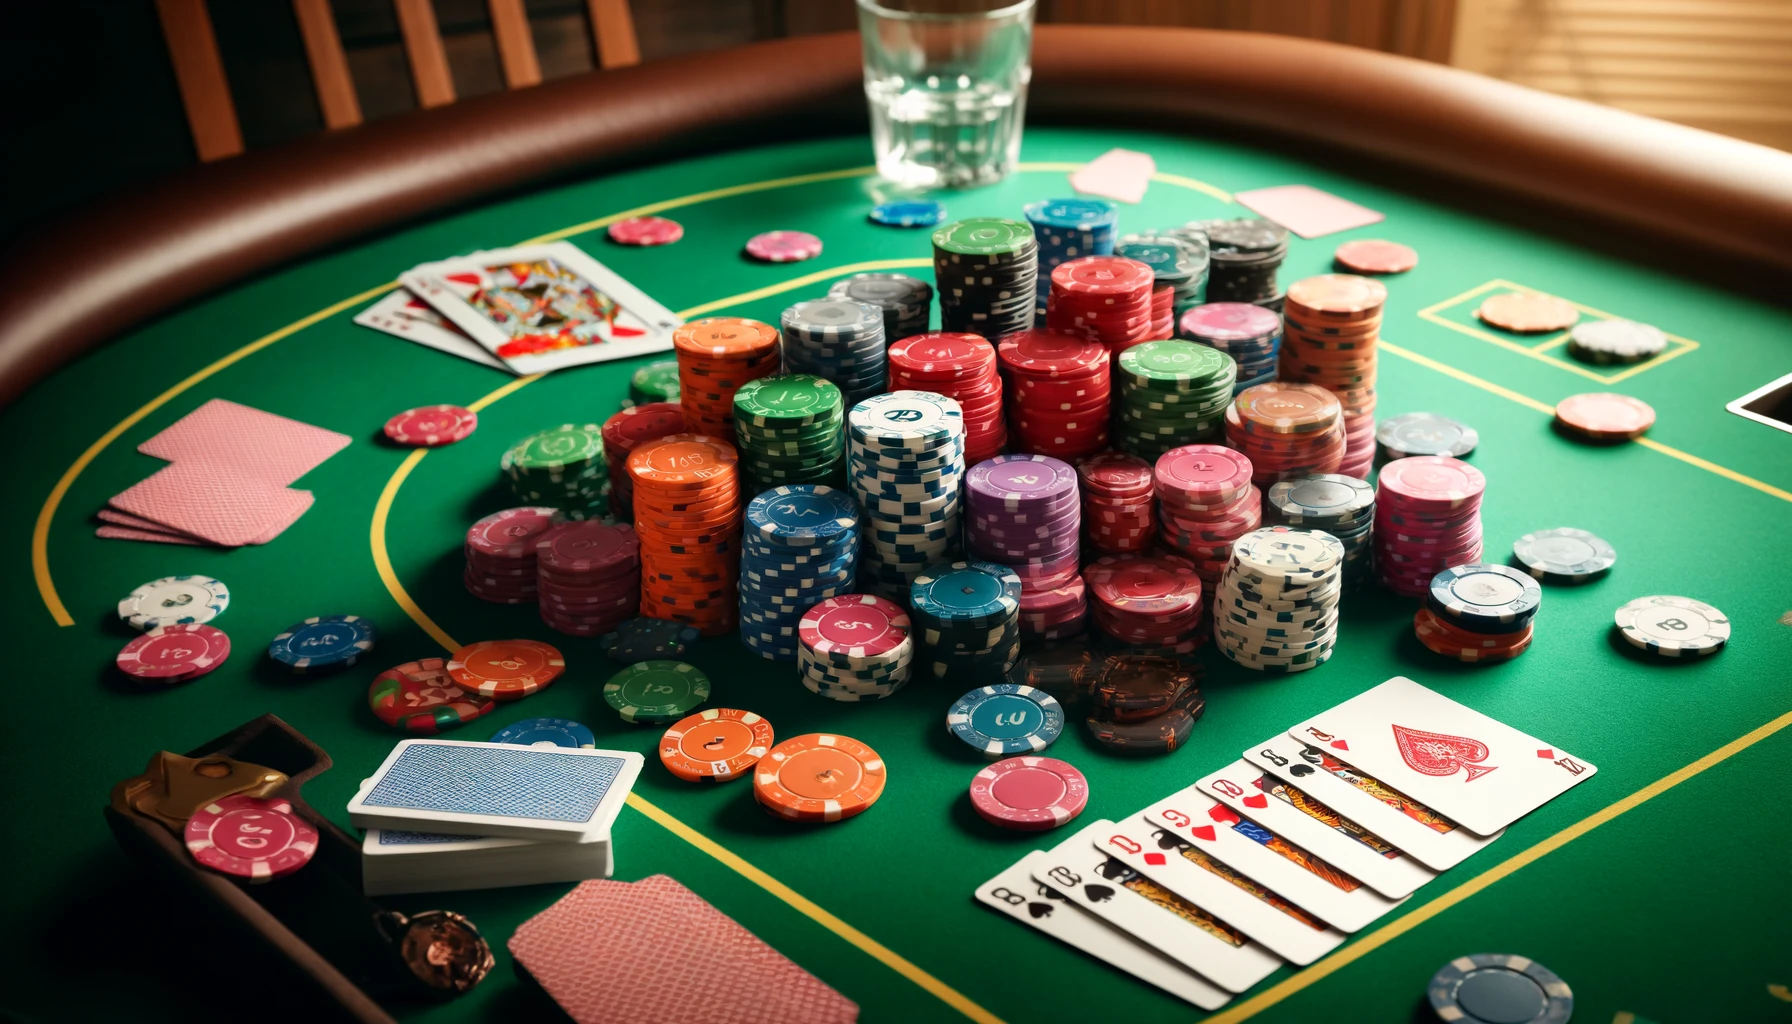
(732, 374), (846, 494)
(622, 359), (680, 409)
(1113, 341), (1237, 461)
(500, 423), (610, 520)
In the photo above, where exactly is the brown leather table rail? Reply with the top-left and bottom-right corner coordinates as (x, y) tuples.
(1, 25), (1788, 407)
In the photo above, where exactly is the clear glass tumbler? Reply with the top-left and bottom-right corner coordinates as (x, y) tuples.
(855, 0), (1036, 190)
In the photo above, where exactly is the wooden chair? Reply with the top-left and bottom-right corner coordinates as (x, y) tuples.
(154, 0), (642, 162)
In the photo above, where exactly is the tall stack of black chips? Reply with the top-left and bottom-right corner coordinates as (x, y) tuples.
(1197, 218), (1289, 311)
(828, 273), (934, 343)
(932, 218), (1039, 344)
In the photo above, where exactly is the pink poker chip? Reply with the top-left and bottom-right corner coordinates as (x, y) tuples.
(185, 794), (318, 883)
(969, 756), (1089, 831)
(1180, 302), (1283, 343)
(465, 506), (557, 560)
(384, 404), (477, 447)
(608, 216), (684, 246)
(744, 230), (823, 263)
(116, 623), (231, 682)
(1154, 444), (1253, 505)
(799, 595), (910, 661)
(535, 521), (639, 574)
(1376, 456), (1486, 512)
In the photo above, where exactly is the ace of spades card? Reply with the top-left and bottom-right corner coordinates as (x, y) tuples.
(1289, 677), (1596, 837)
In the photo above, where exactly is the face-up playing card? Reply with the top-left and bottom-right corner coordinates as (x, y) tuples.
(354, 288), (513, 372)
(1084, 815), (1338, 967)
(1069, 148), (1157, 204)
(109, 462), (315, 547)
(1195, 760), (1435, 900)
(401, 242), (681, 375)
(976, 852), (1231, 1010)
(138, 399), (350, 487)
(346, 740), (643, 842)
(1243, 733), (1500, 872)
(1289, 677), (1598, 837)
(1232, 184), (1385, 239)
(1031, 819), (1282, 992)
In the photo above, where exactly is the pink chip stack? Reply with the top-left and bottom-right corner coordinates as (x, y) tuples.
(964, 455), (1086, 639)
(1076, 452), (1157, 554)
(1374, 455), (1487, 597)
(465, 506), (557, 604)
(535, 520), (641, 636)
(601, 402), (686, 522)
(1152, 445), (1262, 586)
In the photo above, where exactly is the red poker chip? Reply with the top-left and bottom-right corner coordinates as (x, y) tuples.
(1333, 239), (1417, 274)
(996, 329), (1109, 377)
(1051, 256), (1154, 296)
(969, 756), (1089, 831)
(1084, 555), (1203, 615)
(466, 506), (557, 560)
(1555, 392), (1656, 439)
(744, 230), (822, 263)
(608, 216), (684, 246)
(535, 521), (639, 574)
(888, 333), (995, 380)
(116, 623), (231, 682)
(185, 794), (318, 882)
(1077, 452), (1154, 497)
(384, 404), (477, 447)
(603, 402), (686, 450)
(799, 595), (910, 662)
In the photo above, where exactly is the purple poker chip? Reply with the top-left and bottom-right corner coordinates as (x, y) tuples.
(966, 455), (1079, 511)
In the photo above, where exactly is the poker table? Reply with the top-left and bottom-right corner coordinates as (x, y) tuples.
(5, 25), (1791, 1024)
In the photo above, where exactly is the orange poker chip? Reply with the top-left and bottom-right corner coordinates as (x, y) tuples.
(1333, 239), (1418, 275)
(1232, 382), (1341, 434)
(1554, 392), (1656, 441)
(659, 708), (775, 783)
(629, 433), (741, 634)
(1285, 274), (1387, 320)
(673, 318), (781, 434)
(673, 317), (780, 358)
(445, 639), (566, 700)
(752, 733), (886, 823)
(1476, 291), (1578, 333)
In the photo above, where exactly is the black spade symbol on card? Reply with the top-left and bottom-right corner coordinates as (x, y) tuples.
(1288, 763), (1315, 777)
(1028, 901), (1053, 919)
(1153, 830), (1181, 851)
(1084, 884), (1115, 903)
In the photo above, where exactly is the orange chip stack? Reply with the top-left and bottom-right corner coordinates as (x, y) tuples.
(673, 317), (782, 437)
(1278, 274), (1385, 478)
(601, 402), (687, 522)
(1224, 382), (1345, 487)
(627, 434), (742, 635)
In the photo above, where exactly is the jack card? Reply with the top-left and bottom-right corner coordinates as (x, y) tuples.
(354, 288), (512, 372)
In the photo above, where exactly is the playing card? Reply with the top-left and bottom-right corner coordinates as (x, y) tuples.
(1031, 819), (1282, 992)
(137, 399), (350, 486)
(95, 524), (202, 545)
(1142, 786), (1406, 932)
(976, 852), (1231, 1010)
(1243, 733), (1500, 872)
(1094, 814), (1344, 966)
(99, 508), (193, 534)
(109, 462), (315, 547)
(1069, 148), (1156, 204)
(346, 740), (643, 841)
(354, 288), (513, 372)
(1232, 184), (1384, 239)
(401, 242), (681, 375)
(1196, 760), (1435, 900)
(361, 828), (612, 895)
(1289, 676), (1597, 836)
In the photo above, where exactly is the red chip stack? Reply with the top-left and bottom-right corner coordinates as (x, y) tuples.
(995, 329), (1111, 458)
(1149, 282), (1175, 339)
(464, 506), (556, 604)
(1046, 256), (1157, 362)
(672, 317), (782, 437)
(1278, 274), (1385, 478)
(887, 332), (1006, 464)
(601, 402), (686, 522)
(1152, 445), (1261, 585)
(1374, 455), (1487, 597)
(1076, 452), (1157, 554)
(1084, 554), (1206, 648)
(1224, 382), (1345, 487)
(535, 521), (641, 636)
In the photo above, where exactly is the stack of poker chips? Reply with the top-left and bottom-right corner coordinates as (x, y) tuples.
(1076, 451), (1156, 554)
(1376, 412), (1479, 463)
(933, 218), (1039, 343)
(623, 359), (680, 409)
(887, 332), (1006, 465)
(501, 425), (609, 520)
(1279, 275), (1386, 479)
(995, 328), (1111, 458)
(1046, 255), (1156, 362)
(1179, 302), (1282, 391)
(1224, 382), (1345, 487)
(828, 273), (933, 342)
(1084, 554), (1207, 650)
(738, 485), (859, 661)
(673, 316), (782, 437)
(1113, 340), (1237, 461)
(1265, 474), (1375, 589)
(1416, 563), (1541, 663)
(1159, 224), (1213, 314)
(1199, 218), (1289, 310)
(1153, 445), (1262, 587)
(964, 455), (1085, 640)
(779, 299), (887, 409)
(601, 402), (685, 522)
(847, 391), (966, 601)
(1121, 231), (1209, 320)
(1084, 655), (1206, 754)
(1023, 198), (1118, 320)
(1213, 526), (1344, 673)
(1373, 455), (1486, 597)
(534, 520), (640, 637)
(909, 561), (1023, 685)
(1113, 242), (1177, 337)
(797, 594), (912, 701)
(731, 374), (846, 492)
(464, 506), (555, 604)
(1567, 318), (1667, 365)
(627, 434), (741, 635)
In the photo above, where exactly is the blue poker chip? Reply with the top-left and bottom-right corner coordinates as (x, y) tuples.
(599, 617), (701, 663)
(1024, 197), (1119, 230)
(910, 561), (1021, 626)
(745, 485), (858, 545)
(869, 199), (947, 228)
(1427, 953), (1572, 1024)
(489, 717), (596, 749)
(1428, 564), (1543, 633)
(946, 684), (1064, 758)
(267, 615), (377, 673)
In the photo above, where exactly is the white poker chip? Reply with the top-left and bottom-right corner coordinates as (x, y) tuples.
(848, 391), (964, 449)
(118, 575), (231, 631)
(1568, 318), (1666, 364)
(1614, 595), (1729, 657)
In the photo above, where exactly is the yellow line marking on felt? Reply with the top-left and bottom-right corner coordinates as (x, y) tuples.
(1613, 1013), (1637, 1024)
(1207, 705), (1792, 1024)
(1769, 982), (1792, 1002)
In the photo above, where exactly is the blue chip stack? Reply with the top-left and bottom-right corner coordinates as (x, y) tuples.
(780, 299), (888, 409)
(829, 273), (934, 342)
(738, 484), (860, 660)
(910, 561), (1022, 685)
(1119, 232), (1209, 322)
(847, 391), (966, 601)
(1023, 198), (1119, 320)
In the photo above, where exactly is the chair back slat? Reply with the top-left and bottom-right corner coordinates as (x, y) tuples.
(292, 0), (364, 129)
(393, 0), (457, 108)
(489, 0), (545, 88)
(154, 0), (244, 161)
(587, 0), (641, 69)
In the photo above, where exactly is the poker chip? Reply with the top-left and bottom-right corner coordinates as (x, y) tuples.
(603, 660), (711, 723)
(1078, 451), (1157, 555)
(1376, 412), (1478, 460)
(118, 575), (230, 631)
(1114, 341), (1237, 462)
(489, 717), (597, 748)
(887, 332), (1005, 464)
(627, 433), (742, 635)
(607, 215), (683, 246)
(1511, 527), (1617, 584)
(996, 328), (1111, 459)
(847, 391), (966, 600)
(1554, 392), (1656, 442)
(968, 755), (1089, 831)
(116, 623), (231, 682)
(1046, 255), (1155, 363)
(383, 404), (477, 447)
(600, 617), (701, 663)
(1333, 238), (1418, 275)
(744, 229), (822, 262)
(1414, 608), (1534, 663)
(1265, 474), (1375, 587)
(1213, 527), (1344, 673)
(1567, 318), (1666, 365)
(964, 455), (1083, 638)
(910, 562), (1023, 685)
(1123, 229), (1210, 320)
(627, 359), (681, 407)
(185, 794), (317, 883)
(659, 707), (775, 783)
(869, 199), (946, 228)
(740, 485), (860, 663)
(798, 594), (913, 701)
(1025, 198), (1118, 320)
(464, 506), (555, 604)
(672, 316), (781, 437)
(1429, 564), (1543, 633)
(1375, 456), (1487, 598)
(1091, 655), (1196, 721)
(1426, 953), (1573, 1024)
(1011, 645), (1101, 709)
(732, 374), (847, 492)
(368, 657), (494, 734)
(1476, 291), (1579, 333)
(933, 218), (1039, 343)
(1199, 218), (1288, 307)
(780, 299), (887, 409)
(1226, 382), (1346, 486)
(446, 639), (565, 700)
(1278, 274), (1383, 478)
(1614, 595), (1729, 657)
(1087, 683), (1205, 753)
(1086, 553), (1207, 647)
(501, 424), (609, 520)
(1152, 443), (1262, 588)
(753, 733), (886, 823)
(947, 683), (1066, 758)
(829, 272), (933, 342)
(1179, 302), (1281, 392)
(268, 615), (375, 673)
(535, 520), (640, 637)
(601, 402), (685, 520)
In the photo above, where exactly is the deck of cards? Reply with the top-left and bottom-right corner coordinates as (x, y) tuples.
(348, 739), (643, 895)
(975, 677), (1597, 1008)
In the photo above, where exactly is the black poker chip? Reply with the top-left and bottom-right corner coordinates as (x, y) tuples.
(1427, 953), (1573, 1024)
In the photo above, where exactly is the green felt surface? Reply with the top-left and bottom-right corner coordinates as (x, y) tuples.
(5, 127), (1791, 1024)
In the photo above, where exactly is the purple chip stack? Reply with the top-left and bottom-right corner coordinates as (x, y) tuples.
(964, 454), (1088, 639)
(534, 520), (642, 637)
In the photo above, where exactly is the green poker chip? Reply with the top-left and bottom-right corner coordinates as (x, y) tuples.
(734, 374), (842, 425)
(602, 660), (712, 723)
(1118, 341), (1229, 388)
(1113, 341), (1237, 461)
(931, 217), (1034, 257)
(630, 360), (680, 405)
(504, 424), (604, 471)
(501, 425), (608, 516)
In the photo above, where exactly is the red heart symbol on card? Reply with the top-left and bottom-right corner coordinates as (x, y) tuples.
(1331, 739), (1349, 750)
(1243, 793), (1268, 809)
(1189, 825), (1216, 842)
(1207, 805), (1240, 825)
(1144, 852), (1166, 865)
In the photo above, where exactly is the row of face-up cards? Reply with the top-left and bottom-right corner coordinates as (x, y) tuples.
(975, 677), (1598, 1009)
(354, 240), (682, 376)
(348, 739), (643, 896)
